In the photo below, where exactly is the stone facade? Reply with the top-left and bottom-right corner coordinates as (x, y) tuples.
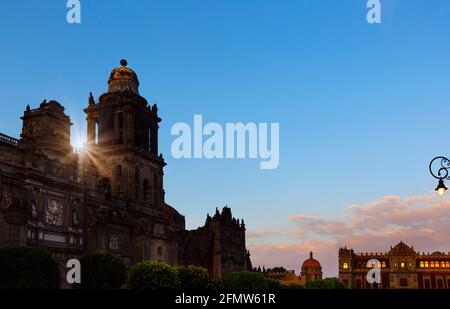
(0, 60), (251, 284)
(339, 241), (450, 289)
(180, 207), (252, 279)
(301, 252), (323, 283)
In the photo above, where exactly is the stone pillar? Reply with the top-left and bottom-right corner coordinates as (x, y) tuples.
(87, 116), (96, 145)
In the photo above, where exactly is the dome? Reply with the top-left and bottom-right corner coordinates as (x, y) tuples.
(108, 59), (140, 94)
(302, 252), (321, 268)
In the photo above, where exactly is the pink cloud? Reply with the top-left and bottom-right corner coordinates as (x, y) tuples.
(248, 193), (450, 277)
(248, 240), (338, 276)
(247, 230), (281, 239)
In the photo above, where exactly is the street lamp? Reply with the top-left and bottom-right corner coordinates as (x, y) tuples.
(429, 156), (450, 196)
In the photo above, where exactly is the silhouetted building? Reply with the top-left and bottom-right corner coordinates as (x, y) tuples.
(339, 241), (450, 289)
(180, 207), (251, 279)
(0, 60), (251, 284)
(258, 252), (323, 286)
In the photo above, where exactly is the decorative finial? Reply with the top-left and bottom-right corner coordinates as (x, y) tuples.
(89, 92), (95, 106)
(120, 59), (128, 67)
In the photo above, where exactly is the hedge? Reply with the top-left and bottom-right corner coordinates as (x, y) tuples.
(0, 246), (59, 289)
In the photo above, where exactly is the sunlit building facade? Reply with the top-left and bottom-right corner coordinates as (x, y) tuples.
(339, 241), (450, 289)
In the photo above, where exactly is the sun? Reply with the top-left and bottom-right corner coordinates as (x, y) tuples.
(71, 128), (86, 150)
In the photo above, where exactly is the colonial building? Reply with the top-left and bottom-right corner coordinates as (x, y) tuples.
(261, 251), (323, 286)
(0, 60), (251, 283)
(300, 252), (323, 283)
(180, 206), (252, 279)
(339, 241), (450, 289)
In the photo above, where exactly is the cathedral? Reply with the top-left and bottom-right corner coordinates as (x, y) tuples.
(0, 60), (251, 283)
(339, 241), (450, 289)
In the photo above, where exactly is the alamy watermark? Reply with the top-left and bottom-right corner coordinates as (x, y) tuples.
(67, 0), (81, 24)
(171, 115), (280, 170)
(366, 259), (382, 286)
(66, 259), (81, 284)
(367, 0), (381, 24)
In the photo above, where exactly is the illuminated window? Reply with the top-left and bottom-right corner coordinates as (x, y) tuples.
(425, 261), (429, 268)
(400, 262), (405, 268)
(420, 261), (424, 268)
(431, 262), (435, 268)
(394, 263), (397, 267)
(343, 263), (349, 269)
(441, 261), (446, 268)
(382, 261), (386, 268)
(446, 262), (450, 268)
(436, 261), (440, 268)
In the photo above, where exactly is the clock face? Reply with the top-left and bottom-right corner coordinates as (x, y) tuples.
(0, 190), (12, 210)
(46, 199), (63, 225)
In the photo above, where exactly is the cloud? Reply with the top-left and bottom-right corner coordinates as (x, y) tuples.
(248, 240), (339, 276)
(248, 193), (450, 277)
(247, 230), (281, 239)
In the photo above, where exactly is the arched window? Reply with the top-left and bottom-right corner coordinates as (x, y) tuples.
(382, 261), (386, 268)
(30, 200), (38, 219)
(117, 113), (124, 144)
(420, 261), (424, 268)
(117, 165), (122, 180)
(143, 179), (149, 200)
(109, 234), (119, 250)
(72, 208), (79, 226)
(135, 167), (140, 199)
(94, 121), (99, 145)
(343, 263), (349, 269)
(400, 262), (405, 268)
(446, 261), (450, 268)
(431, 261), (435, 268)
(425, 261), (429, 268)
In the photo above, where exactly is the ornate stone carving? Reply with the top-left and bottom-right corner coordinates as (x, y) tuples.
(30, 200), (38, 219)
(109, 234), (119, 250)
(72, 208), (79, 226)
(45, 199), (63, 225)
(0, 188), (12, 210)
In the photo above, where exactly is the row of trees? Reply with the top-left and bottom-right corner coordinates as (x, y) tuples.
(0, 246), (345, 289)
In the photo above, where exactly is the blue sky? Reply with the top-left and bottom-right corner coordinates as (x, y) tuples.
(2, 0), (450, 274)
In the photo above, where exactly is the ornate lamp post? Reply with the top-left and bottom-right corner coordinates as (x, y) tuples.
(429, 156), (450, 196)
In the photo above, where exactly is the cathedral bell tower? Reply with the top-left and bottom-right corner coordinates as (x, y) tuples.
(86, 59), (159, 153)
(84, 60), (164, 206)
